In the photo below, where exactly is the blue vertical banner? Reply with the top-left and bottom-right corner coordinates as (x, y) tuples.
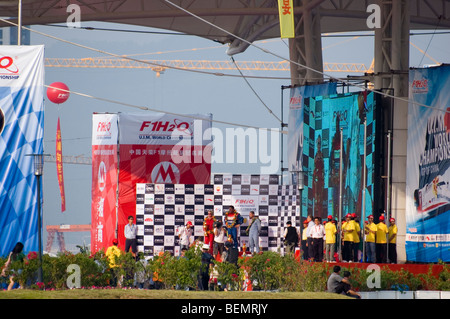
(301, 91), (376, 220)
(287, 84), (376, 223)
(0, 46), (45, 256)
(287, 83), (337, 173)
(406, 64), (450, 262)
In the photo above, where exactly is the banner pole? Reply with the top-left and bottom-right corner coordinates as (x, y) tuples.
(338, 128), (343, 261)
(115, 117), (120, 240)
(362, 118), (367, 262)
(386, 130), (391, 261)
(386, 130), (392, 219)
(18, 0), (22, 45)
(280, 86), (284, 185)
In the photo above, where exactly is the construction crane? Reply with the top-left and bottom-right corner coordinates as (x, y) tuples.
(45, 154), (92, 165)
(44, 57), (374, 76)
(43, 40), (435, 166)
(46, 224), (91, 253)
(43, 56), (373, 165)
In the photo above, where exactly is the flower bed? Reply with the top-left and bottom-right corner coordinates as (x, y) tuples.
(0, 248), (448, 291)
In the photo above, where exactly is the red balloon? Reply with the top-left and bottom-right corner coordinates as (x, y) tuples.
(47, 82), (70, 104)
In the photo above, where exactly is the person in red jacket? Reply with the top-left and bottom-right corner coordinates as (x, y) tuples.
(203, 210), (216, 254)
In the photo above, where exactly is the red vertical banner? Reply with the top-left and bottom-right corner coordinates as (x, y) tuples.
(91, 112), (212, 252)
(91, 114), (119, 253)
(56, 117), (66, 212)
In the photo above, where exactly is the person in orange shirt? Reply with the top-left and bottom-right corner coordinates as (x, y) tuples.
(376, 216), (389, 263)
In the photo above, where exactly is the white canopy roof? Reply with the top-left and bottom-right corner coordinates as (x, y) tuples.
(1, 0), (449, 52)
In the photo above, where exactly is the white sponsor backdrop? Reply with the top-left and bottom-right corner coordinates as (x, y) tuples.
(135, 175), (300, 256)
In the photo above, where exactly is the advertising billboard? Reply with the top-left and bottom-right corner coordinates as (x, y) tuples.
(135, 174), (299, 257)
(406, 64), (450, 262)
(91, 112), (212, 252)
(0, 46), (44, 256)
(301, 91), (377, 221)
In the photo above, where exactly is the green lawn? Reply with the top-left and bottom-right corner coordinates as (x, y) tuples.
(0, 289), (350, 299)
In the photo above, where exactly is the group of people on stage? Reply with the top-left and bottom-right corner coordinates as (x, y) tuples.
(289, 213), (398, 263)
(117, 207), (398, 265)
(177, 206), (262, 261)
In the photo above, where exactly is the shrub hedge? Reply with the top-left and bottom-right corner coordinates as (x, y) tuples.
(0, 248), (448, 291)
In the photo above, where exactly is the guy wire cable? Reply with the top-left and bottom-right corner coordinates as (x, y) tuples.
(0, 17), (290, 129)
(163, 0), (449, 114)
(231, 56), (282, 123)
(0, 18), (289, 81)
(1, 14), (445, 114)
(43, 84), (286, 135)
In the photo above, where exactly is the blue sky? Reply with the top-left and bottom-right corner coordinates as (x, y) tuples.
(22, 21), (450, 252)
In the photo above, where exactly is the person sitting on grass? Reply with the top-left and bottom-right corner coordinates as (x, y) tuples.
(336, 270), (361, 299)
(327, 266), (361, 298)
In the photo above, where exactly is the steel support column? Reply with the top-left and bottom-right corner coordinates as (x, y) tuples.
(374, 0), (410, 96)
(373, 0), (410, 263)
(289, 0), (324, 86)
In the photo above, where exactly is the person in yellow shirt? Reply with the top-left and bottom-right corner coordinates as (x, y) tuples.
(351, 213), (361, 262)
(388, 218), (398, 264)
(364, 215), (377, 263)
(325, 215), (337, 262)
(376, 216), (389, 263)
(342, 214), (355, 262)
(105, 239), (122, 287)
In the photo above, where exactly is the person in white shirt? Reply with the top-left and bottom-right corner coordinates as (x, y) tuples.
(213, 221), (226, 259)
(310, 217), (325, 262)
(124, 215), (137, 257)
(246, 211), (262, 254)
(178, 221), (193, 250)
(305, 214), (315, 261)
